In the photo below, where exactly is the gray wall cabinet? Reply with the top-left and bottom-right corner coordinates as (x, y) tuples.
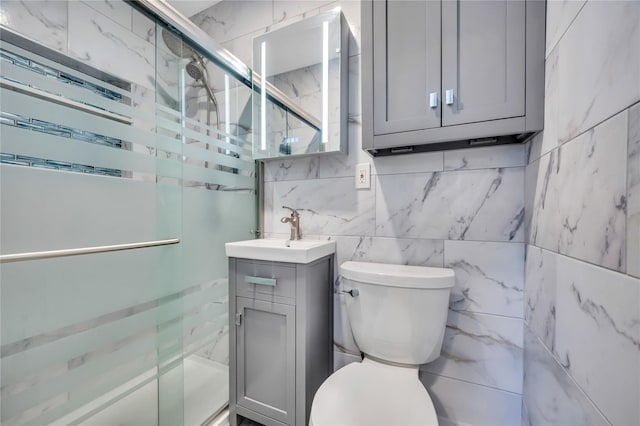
(362, 0), (545, 156)
(229, 256), (333, 426)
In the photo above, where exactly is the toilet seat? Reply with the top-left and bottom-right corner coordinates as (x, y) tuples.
(310, 358), (438, 426)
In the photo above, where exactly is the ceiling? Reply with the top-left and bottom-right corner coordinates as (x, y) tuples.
(166, 0), (221, 18)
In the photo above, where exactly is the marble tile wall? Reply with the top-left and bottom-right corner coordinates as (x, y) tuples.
(192, 2), (526, 424)
(0, 0), (160, 92)
(524, 1), (640, 424)
(0, 0), (68, 53)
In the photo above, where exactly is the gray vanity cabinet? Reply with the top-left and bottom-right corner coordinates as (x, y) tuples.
(229, 256), (333, 426)
(362, 0), (545, 154)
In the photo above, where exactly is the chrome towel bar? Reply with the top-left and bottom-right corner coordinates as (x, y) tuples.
(0, 238), (180, 263)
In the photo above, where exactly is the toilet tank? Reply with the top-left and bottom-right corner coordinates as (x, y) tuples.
(341, 261), (455, 365)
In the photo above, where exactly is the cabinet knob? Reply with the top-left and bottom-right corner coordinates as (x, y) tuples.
(445, 89), (454, 105)
(429, 92), (438, 108)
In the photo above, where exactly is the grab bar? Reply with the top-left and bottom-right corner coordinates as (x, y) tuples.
(0, 238), (180, 263)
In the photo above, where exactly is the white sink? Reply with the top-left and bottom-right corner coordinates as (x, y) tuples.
(225, 239), (336, 264)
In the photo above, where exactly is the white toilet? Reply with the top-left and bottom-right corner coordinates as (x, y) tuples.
(309, 261), (455, 426)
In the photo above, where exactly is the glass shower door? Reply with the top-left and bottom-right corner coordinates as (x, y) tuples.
(0, 3), (256, 424)
(0, 21), (184, 424)
(156, 28), (256, 426)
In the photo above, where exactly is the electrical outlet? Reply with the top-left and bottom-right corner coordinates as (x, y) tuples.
(355, 163), (371, 189)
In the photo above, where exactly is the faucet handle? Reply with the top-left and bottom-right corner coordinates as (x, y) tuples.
(282, 205), (299, 217)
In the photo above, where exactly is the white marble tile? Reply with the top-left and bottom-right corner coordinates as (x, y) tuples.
(445, 241), (524, 318)
(266, 176), (376, 236)
(421, 372), (522, 426)
(444, 144), (526, 171)
(523, 155), (539, 246)
(333, 235), (444, 269)
(525, 150), (553, 248)
(524, 245), (557, 352)
(0, 0), (68, 53)
(423, 311), (523, 394)
(554, 254), (640, 426)
(550, 1), (640, 145)
(537, 47), (561, 158)
(529, 110), (628, 271)
(628, 102), (640, 278)
(545, 0), (587, 58)
(191, 1), (273, 45)
(273, 1), (334, 24)
(523, 327), (609, 426)
(376, 168), (524, 242)
(263, 157), (320, 182)
(81, 0), (132, 31)
(68, 2), (155, 90)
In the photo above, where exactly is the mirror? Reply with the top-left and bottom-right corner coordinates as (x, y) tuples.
(252, 9), (348, 159)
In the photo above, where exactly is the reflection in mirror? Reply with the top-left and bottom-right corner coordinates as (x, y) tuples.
(252, 9), (347, 159)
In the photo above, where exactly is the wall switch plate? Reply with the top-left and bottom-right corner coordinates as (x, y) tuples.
(355, 163), (371, 189)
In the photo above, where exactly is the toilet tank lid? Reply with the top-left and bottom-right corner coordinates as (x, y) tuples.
(340, 261), (455, 289)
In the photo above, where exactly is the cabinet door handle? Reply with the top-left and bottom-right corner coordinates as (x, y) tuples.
(429, 92), (438, 108)
(445, 89), (454, 105)
(235, 312), (242, 326)
(244, 276), (277, 286)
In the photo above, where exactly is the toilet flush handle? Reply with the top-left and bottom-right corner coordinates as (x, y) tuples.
(341, 289), (359, 297)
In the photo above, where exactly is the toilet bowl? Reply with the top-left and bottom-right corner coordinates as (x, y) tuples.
(310, 261), (455, 426)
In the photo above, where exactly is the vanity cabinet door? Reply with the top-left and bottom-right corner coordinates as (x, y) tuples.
(372, 0), (441, 135)
(441, 0), (525, 126)
(236, 297), (296, 425)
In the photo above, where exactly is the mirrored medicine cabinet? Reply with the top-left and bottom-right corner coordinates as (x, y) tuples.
(252, 9), (348, 159)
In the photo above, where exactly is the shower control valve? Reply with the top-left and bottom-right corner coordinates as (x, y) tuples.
(341, 289), (360, 297)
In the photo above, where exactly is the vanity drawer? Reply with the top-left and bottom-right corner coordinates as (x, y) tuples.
(236, 260), (296, 301)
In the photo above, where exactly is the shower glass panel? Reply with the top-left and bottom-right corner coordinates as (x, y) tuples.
(0, 1), (255, 425)
(158, 27), (255, 426)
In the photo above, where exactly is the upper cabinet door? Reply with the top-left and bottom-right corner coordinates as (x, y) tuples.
(373, 0), (441, 135)
(441, 0), (526, 127)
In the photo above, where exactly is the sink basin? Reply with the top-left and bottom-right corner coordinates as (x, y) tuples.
(225, 239), (336, 264)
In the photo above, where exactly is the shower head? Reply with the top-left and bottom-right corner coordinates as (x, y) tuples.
(161, 28), (195, 58)
(186, 56), (219, 111)
(186, 57), (204, 81)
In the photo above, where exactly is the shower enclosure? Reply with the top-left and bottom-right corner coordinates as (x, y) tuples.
(0, 1), (255, 424)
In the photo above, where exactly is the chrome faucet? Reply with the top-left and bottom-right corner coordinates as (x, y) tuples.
(281, 206), (301, 240)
